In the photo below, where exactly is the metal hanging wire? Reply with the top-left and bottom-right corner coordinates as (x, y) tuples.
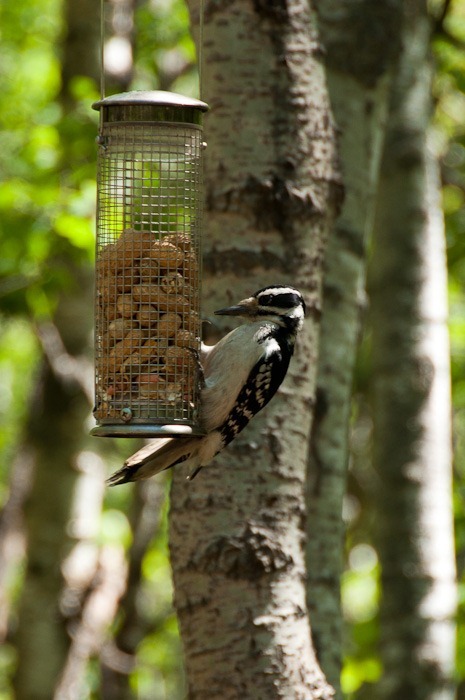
(198, 0), (205, 101)
(100, 0), (106, 101)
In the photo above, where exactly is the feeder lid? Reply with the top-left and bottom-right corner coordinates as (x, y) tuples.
(92, 90), (209, 112)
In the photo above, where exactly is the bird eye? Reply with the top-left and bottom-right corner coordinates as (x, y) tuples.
(259, 294), (274, 305)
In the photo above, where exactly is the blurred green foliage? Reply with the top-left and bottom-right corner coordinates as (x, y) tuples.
(134, 0), (197, 95)
(0, 0), (464, 697)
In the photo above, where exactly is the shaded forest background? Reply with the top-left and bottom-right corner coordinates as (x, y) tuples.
(0, 0), (464, 698)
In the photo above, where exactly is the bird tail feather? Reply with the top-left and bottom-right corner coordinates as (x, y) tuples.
(107, 437), (200, 486)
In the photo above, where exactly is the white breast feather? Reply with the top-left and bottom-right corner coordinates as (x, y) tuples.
(200, 321), (277, 432)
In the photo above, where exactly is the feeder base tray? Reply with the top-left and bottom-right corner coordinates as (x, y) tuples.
(91, 424), (206, 438)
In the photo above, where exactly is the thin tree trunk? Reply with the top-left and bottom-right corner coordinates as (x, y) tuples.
(369, 2), (456, 697)
(60, 0), (100, 95)
(306, 2), (403, 693)
(12, 0), (100, 695)
(168, 1), (341, 698)
(100, 480), (167, 700)
(12, 288), (94, 700)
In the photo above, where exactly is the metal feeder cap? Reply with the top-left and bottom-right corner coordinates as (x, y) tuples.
(93, 91), (208, 126)
(93, 90), (209, 113)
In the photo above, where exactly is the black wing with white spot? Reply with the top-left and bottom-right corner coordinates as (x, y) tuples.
(219, 347), (291, 448)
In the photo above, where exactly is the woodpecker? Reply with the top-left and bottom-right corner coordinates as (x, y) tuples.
(108, 285), (306, 484)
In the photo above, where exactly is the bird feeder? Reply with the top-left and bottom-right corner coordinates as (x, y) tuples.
(91, 91), (208, 437)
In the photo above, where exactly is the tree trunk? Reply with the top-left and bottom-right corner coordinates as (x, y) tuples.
(60, 0), (100, 96)
(306, 2), (403, 693)
(100, 480), (167, 700)
(369, 2), (457, 697)
(12, 0), (100, 695)
(12, 281), (94, 700)
(168, 1), (341, 698)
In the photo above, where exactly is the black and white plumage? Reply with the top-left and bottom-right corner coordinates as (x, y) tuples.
(108, 285), (306, 485)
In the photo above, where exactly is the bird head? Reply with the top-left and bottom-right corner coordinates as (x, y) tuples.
(215, 285), (306, 329)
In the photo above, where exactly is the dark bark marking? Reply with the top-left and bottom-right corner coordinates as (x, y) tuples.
(252, 0), (289, 23)
(194, 523), (293, 580)
(307, 386), (329, 497)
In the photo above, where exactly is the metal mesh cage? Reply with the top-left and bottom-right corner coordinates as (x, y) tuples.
(91, 91), (208, 437)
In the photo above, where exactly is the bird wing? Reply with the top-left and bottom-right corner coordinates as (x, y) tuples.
(219, 345), (290, 448)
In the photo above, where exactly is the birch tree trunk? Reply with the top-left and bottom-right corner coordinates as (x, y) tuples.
(369, 2), (457, 697)
(168, 1), (341, 698)
(306, 2), (403, 693)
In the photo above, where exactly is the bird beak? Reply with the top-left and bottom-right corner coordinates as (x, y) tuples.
(214, 296), (258, 317)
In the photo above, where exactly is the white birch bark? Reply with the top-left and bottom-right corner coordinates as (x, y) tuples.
(168, 1), (341, 697)
(369, 2), (456, 696)
(306, 3), (403, 693)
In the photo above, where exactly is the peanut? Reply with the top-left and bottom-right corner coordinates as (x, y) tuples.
(164, 233), (192, 253)
(95, 229), (201, 418)
(139, 257), (160, 283)
(137, 373), (166, 398)
(175, 329), (197, 349)
(160, 271), (194, 298)
(108, 318), (138, 340)
(151, 240), (185, 269)
(163, 346), (196, 381)
(116, 294), (136, 319)
(157, 313), (182, 339)
(136, 304), (158, 327)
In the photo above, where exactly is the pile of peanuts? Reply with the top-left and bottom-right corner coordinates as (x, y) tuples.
(94, 229), (200, 420)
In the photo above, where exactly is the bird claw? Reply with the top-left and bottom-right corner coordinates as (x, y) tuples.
(186, 465), (202, 480)
(186, 346), (206, 390)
